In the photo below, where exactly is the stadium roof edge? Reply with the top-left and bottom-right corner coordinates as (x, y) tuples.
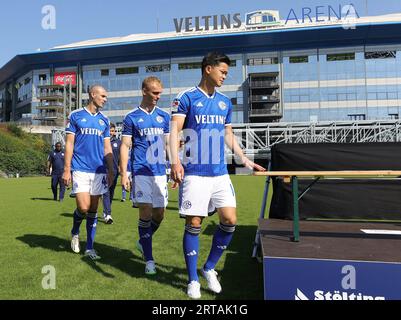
(47, 19), (401, 52)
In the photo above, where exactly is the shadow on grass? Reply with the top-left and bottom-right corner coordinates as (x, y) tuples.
(16, 234), (188, 292)
(202, 223), (264, 300)
(16, 223), (264, 299)
(31, 197), (56, 201)
(60, 212), (74, 218)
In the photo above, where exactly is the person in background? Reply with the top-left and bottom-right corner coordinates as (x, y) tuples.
(47, 142), (66, 202)
(121, 149), (132, 202)
(102, 123), (121, 224)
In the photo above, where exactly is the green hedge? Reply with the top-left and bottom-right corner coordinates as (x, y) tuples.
(0, 124), (50, 176)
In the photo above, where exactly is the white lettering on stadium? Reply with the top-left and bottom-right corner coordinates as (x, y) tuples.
(80, 128), (103, 136)
(195, 115), (226, 125)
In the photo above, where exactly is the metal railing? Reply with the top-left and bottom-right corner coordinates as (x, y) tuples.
(34, 112), (64, 120)
(37, 92), (64, 99)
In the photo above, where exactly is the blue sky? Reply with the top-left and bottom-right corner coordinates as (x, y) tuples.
(0, 0), (400, 67)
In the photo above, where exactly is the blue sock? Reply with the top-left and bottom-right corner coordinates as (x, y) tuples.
(183, 225), (201, 283)
(86, 212), (98, 251)
(151, 219), (161, 234)
(102, 191), (111, 216)
(71, 209), (84, 236)
(204, 223), (236, 271)
(138, 219), (153, 261)
(122, 187), (127, 200)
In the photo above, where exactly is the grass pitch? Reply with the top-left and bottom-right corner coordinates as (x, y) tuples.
(0, 175), (268, 300)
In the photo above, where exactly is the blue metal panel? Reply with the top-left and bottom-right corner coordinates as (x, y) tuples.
(264, 256), (401, 300)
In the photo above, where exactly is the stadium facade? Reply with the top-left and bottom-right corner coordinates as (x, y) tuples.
(1, 5), (401, 127)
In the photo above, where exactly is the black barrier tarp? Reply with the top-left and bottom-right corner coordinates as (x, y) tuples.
(269, 143), (401, 220)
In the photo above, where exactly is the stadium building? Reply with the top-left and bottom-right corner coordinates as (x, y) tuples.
(1, 5), (401, 127)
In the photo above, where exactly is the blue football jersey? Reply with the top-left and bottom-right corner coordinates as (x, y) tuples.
(171, 86), (233, 176)
(48, 150), (65, 175)
(122, 106), (170, 176)
(109, 136), (121, 175)
(65, 107), (110, 174)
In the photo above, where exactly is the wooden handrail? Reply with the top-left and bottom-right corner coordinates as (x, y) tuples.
(254, 170), (401, 177)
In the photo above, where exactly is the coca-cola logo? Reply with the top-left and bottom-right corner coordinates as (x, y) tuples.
(55, 75), (72, 82)
(54, 73), (76, 85)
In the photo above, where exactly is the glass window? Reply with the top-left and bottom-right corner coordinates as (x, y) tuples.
(328, 94), (337, 101)
(348, 114), (366, 120)
(178, 60), (235, 70)
(365, 51), (396, 59)
(178, 62), (202, 70)
(109, 79), (117, 91)
(326, 53), (355, 61)
(247, 57), (278, 65)
(299, 95), (309, 102)
(101, 69), (109, 76)
(145, 64), (171, 73)
(377, 92), (387, 100)
(289, 56), (309, 64)
(337, 93), (346, 101)
(116, 67), (139, 75)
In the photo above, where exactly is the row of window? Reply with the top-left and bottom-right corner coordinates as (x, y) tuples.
(106, 51), (399, 73)
(17, 77), (33, 103)
(16, 77), (32, 90)
(251, 51), (399, 66)
(35, 50), (400, 84)
(347, 113), (398, 121)
(286, 86), (401, 95)
(343, 113), (399, 121)
(283, 110), (400, 122)
(287, 91), (401, 102)
(98, 60), (239, 76)
(289, 51), (398, 64)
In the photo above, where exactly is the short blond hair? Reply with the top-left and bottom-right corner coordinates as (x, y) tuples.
(88, 85), (106, 101)
(142, 76), (163, 90)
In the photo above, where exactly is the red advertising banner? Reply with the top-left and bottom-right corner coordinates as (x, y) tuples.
(54, 72), (76, 85)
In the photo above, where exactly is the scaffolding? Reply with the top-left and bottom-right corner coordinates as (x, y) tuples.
(51, 120), (401, 155)
(51, 128), (66, 148)
(35, 81), (76, 127)
(229, 120), (401, 158)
